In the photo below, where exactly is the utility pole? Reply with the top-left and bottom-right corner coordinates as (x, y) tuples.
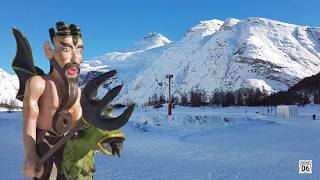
(166, 74), (173, 116)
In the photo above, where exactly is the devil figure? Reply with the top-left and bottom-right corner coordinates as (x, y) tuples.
(12, 22), (135, 180)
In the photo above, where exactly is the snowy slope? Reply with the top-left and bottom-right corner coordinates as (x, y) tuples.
(2, 105), (320, 180)
(0, 68), (21, 106)
(80, 32), (173, 101)
(82, 17), (320, 105)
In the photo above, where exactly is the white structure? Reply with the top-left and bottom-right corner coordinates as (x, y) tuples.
(276, 105), (299, 119)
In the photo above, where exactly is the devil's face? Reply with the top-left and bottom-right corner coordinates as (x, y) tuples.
(52, 36), (83, 79)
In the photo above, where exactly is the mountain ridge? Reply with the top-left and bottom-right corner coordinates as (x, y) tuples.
(2, 17), (320, 106)
(81, 17), (320, 104)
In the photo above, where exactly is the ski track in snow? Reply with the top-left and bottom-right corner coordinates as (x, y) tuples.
(1, 105), (320, 179)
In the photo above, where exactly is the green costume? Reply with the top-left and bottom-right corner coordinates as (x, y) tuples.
(62, 118), (124, 179)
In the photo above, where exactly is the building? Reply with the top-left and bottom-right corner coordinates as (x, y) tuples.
(276, 105), (299, 119)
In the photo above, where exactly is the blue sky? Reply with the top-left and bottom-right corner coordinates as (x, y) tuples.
(1, 0), (319, 74)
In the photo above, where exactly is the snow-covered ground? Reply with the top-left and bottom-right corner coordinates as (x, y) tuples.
(1, 105), (320, 179)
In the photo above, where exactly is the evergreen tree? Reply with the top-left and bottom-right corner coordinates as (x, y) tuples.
(213, 91), (221, 105)
(159, 94), (166, 104)
(225, 92), (235, 106)
(209, 92), (215, 105)
(190, 89), (202, 107)
(236, 90), (243, 106)
(179, 92), (189, 106)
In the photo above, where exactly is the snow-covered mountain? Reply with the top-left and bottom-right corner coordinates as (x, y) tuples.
(80, 32), (173, 101)
(2, 17), (320, 106)
(0, 68), (21, 106)
(82, 17), (320, 105)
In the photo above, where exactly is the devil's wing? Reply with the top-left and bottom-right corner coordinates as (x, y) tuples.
(12, 28), (45, 101)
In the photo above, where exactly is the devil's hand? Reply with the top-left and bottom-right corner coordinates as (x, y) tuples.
(100, 137), (124, 157)
(110, 141), (123, 157)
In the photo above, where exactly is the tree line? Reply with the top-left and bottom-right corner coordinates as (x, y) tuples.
(145, 71), (320, 107)
(146, 87), (276, 107)
(0, 99), (21, 112)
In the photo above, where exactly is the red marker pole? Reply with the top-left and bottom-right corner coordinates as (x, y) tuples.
(168, 102), (172, 116)
(166, 74), (173, 117)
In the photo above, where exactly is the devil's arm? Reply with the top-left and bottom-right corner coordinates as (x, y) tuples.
(23, 76), (45, 158)
(22, 76), (46, 178)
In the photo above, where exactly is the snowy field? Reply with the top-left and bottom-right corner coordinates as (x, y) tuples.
(1, 105), (320, 179)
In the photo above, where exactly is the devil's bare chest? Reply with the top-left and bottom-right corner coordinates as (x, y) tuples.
(37, 80), (80, 132)
(39, 81), (60, 110)
(38, 80), (78, 114)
